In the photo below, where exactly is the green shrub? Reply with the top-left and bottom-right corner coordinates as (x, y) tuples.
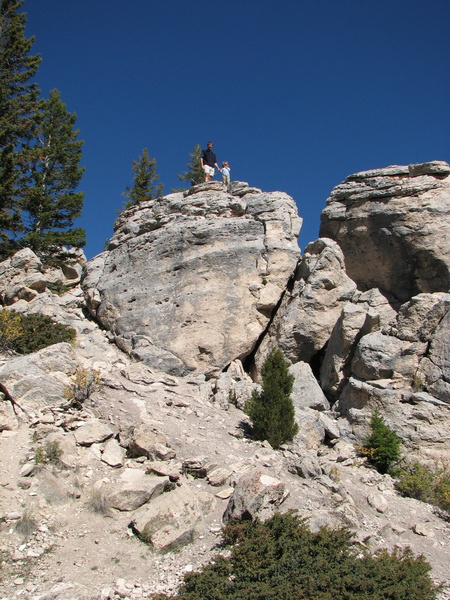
(63, 367), (102, 408)
(245, 349), (298, 449)
(34, 440), (63, 465)
(395, 462), (435, 501)
(396, 461), (450, 514)
(1, 311), (76, 354)
(152, 512), (438, 600)
(360, 410), (402, 474)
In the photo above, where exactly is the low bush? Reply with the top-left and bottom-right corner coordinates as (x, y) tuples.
(0, 310), (76, 354)
(86, 489), (112, 516)
(15, 510), (38, 539)
(396, 461), (450, 514)
(34, 440), (63, 465)
(0, 309), (23, 351)
(152, 512), (438, 600)
(63, 367), (102, 408)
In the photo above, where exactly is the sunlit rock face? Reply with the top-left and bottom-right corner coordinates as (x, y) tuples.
(319, 161), (450, 302)
(82, 181), (302, 376)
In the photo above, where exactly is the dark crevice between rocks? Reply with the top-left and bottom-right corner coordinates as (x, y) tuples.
(242, 265), (300, 380)
(309, 347), (324, 382)
(330, 309), (379, 405)
(80, 304), (103, 326)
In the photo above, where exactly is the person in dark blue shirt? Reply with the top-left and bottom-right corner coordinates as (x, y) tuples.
(200, 141), (219, 182)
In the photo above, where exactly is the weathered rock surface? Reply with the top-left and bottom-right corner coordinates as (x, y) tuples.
(336, 291), (450, 460)
(0, 247), (85, 305)
(82, 182), (301, 376)
(107, 469), (170, 511)
(253, 238), (357, 372)
(320, 161), (450, 301)
(0, 342), (78, 415)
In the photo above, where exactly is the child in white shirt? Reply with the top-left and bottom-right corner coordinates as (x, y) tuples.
(221, 161), (231, 187)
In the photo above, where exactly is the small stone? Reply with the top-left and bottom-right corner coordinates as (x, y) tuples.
(39, 413), (55, 424)
(74, 419), (114, 446)
(367, 492), (388, 514)
(20, 462), (36, 477)
(413, 523), (434, 537)
(17, 478), (32, 489)
(207, 467), (232, 486)
(209, 525), (222, 534)
(391, 524), (407, 535)
(6, 511), (21, 520)
(215, 487), (234, 499)
(101, 438), (125, 468)
(115, 579), (129, 598)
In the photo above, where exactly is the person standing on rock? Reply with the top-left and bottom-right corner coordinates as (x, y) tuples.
(200, 141), (219, 182)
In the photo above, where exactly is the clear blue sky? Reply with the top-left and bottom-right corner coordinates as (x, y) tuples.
(23, 0), (449, 260)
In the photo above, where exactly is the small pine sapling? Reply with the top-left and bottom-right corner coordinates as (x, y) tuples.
(245, 349), (298, 449)
(361, 410), (402, 474)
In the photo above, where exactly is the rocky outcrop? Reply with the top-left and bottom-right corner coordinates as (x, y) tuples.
(247, 163), (450, 462)
(82, 181), (301, 376)
(319, 161), (450, 301)
(1, 163), (450, 598)
(336, 292), (450, 461)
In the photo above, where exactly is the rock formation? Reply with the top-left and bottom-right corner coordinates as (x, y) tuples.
(82, 181), (301, 376)
(1, 163), (450, 599)
(320, 160), (450, 301)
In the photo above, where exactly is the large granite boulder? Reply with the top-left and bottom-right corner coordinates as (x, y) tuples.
(320, 161), (450, 301)
(82, 182), (301, 376)
(130, 485), (205, 553)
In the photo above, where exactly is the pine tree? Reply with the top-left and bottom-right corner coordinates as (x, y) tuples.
(176, 144), (204, 188)
(362, 410), (402, 474)
(245, 349), (298, 449)
(19, 88), (85, 258)
(122, 147), (163, 208)
(0, 0), (41, 257)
